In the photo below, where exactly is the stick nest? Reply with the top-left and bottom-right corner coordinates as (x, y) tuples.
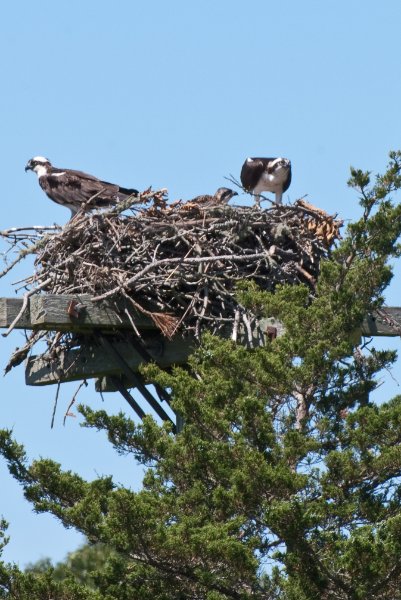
(3, 191), (343, 342)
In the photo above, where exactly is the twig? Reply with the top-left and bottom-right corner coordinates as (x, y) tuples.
(92, 252), (270, 302)
(231, 308), (240, 342)
(51, 381), (61, 428)
(224, 174), (276, 206)
(63, 380), (88, 425)
(0, 225), (61, 235)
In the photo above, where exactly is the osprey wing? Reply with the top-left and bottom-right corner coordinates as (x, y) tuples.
(69, 170), (138, 197)
(48, 169), (138, 203)
(52, 168), (103, 182)
(192, 194), (213, 204)
(282, 167), (292, 193)
(240, 158), (269, 191)
(43, 171), (114, 205)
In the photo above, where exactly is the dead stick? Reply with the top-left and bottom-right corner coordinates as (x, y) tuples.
(92, 252), (269, 302)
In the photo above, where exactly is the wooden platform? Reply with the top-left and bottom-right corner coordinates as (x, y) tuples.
(0, 294), (286, 386)
(1, 295), (400, 388)
(1, 294), (400, 431)
(2, 296), (400, 337)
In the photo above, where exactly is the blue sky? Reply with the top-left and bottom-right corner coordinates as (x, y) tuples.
(1, 0), (401, 567)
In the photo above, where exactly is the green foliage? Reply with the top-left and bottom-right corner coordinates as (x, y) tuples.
(25, 543), (115, 588)
(2, 151), (401, 598)
(0, 567), (102, 600)
(0, 527), (103, 600)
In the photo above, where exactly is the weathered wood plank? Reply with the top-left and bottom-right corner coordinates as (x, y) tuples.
(25, 335), (195, 386)
(0, 298), (31, 328)
(0, 295), (286, 342)
(1, 295), (401, 337)
(361, 309), (401, 337)
(29, 294), (155, 331)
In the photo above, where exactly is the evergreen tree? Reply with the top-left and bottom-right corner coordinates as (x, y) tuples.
(1, 152), (401, 598)
(0, 520), (102, 599)
(25, 543), (114, 588)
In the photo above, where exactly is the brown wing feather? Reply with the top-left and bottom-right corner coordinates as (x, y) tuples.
(52, 167), (102, 182)
(40, 174), (115, 210)
(282, 169), (292, 193)
(52, 168), (137, 195)
(192, 194), (214, 204)
(240, 158), (272, 191)
(39, 167), (138, 213)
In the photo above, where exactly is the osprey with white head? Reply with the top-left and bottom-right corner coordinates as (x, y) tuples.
(240, 156), (292, 206)
(25, 156), (139, 217)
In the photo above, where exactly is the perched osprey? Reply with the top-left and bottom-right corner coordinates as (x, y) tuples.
(25, 156), (139, 216)
(191, 187), (238, 207)
(240, 157), (291, 205)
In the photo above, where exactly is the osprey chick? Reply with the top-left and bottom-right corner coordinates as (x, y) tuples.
(25, 156), (139, 217)
(240, 157), (291, 206)
(191, 187), (238, 207)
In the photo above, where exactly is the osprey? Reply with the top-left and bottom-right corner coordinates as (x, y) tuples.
(191, 187), (238, 207)
(25, 156), (139, 216)
(240, 157), (291, 205)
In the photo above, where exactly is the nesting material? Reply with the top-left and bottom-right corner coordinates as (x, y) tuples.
(14, 192), (342, 335)
(1, 191), (343, 376)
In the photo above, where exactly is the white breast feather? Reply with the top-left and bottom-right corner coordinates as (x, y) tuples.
(253, 166), (288, 194)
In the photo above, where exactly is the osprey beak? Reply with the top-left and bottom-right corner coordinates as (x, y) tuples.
(25, 160), (33, 172)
